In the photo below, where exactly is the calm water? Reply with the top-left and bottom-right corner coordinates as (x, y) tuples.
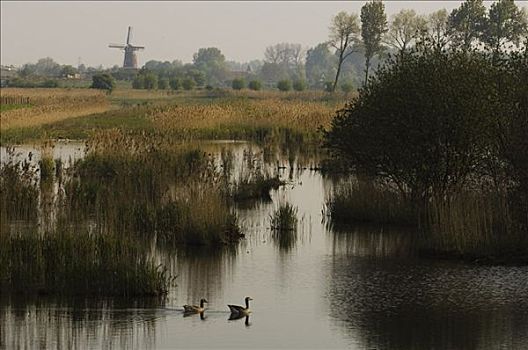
(1, 142), (528, 349)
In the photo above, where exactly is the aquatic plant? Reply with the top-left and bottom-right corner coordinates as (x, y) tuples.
(325, 177), (415, 227)
(269, 203), (299, 251)
(0, 231), (172, 296)
(0, 157), (39, 223)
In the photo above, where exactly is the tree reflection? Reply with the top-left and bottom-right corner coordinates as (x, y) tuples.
(327, 255), (528, 349)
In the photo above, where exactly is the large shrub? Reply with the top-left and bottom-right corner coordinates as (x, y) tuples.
(231, 78), (245, 90)
(277, 80), (292, 92)
(248, 80), (262, 91)
(292, 80), (307, 91)
(91, 73), (115, 93)
(325, 48), (503, 202)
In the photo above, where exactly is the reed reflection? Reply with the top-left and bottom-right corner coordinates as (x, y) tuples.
(327, 255), (528, 350)
(163, 245), (238, 304)
(330, 224), (415, 257)
(0, 297), (164, 350)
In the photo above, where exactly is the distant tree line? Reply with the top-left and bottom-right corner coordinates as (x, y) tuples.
(7, 0), (527, 92)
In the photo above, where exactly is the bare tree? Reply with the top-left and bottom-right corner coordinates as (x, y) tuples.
(329, 11), (360, 91)
(385, 9), (427, 57)
(427, 9), (449, 48)
(264, 43), (306, 80)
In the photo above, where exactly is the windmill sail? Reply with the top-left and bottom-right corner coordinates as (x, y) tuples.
(108, 26), (144, 69)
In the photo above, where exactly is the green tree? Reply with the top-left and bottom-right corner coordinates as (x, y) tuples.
(91, 73), (115, 93)
(232, 78), (245, 90)
(482, 0), (528, 57)
(192, 47), (227, 86)
(329, 11), (361, 91)
(361, 0), (388, 84)
(448, 0), (487, 51)
(182, 78), (195, 90)
(305, 43), (336, 88)
(143, 73), (158, 90)
(60, 65), (78, 77)
(132, 75), (145, 89)
(277, 80), (292, 91)
(260, 62), (290, 84)
(248, 80), (262, 91)
(292, 80), (307, 91)
(169, 78), (181, 90)
(158, 78), (168, 90)
(325, 48), (502, 202)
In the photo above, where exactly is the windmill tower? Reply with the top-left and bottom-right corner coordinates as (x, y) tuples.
(109, 26), (145, 69)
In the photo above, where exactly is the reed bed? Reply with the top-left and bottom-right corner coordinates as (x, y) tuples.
(423, 191), (526, 257)
(0, 156), (39, 224)
(325, 177), (415, 227)
(148, 98), (337, 136)
(270, 203), (299, 251)
(0, 231), (171, 296)
(62, 131), (242, 245)
(0, 88), (110, 130)
(326, 177), (528, 260)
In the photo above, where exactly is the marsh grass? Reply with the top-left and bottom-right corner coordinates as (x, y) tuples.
(325, 178), (415, 227)
(61, 132), (242, 245)
(0, 156), (39, 224)
(326, 177), (528, 260)
(38, 156), (55, 183)
(270, 203), (299, 250)
(0, 88), (110, 131)
(2, 90), (342, 146)
(423, 191), (527, 257)
(0, 231), (172, 296)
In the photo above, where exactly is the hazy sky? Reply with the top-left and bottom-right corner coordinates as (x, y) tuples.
(2, 1), (526, 67)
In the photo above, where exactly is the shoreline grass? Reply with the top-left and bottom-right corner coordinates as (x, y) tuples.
(0, 231), (172, 296)
(325, 177), (528, 264)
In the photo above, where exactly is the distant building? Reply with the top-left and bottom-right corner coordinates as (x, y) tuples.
(0, 65), (18, 87)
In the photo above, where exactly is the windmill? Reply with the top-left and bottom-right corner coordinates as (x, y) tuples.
(109, 26), (145, 69)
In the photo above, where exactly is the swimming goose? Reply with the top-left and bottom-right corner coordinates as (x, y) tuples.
(183, 298), (208, 314)
(228, 297), (253, 315)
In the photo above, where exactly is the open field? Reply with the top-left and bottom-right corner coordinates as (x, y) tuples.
(0, 88), (111, 132)
(0, 88), (348, 144)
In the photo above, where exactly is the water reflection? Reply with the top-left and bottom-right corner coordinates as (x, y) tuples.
(163, 245), (238, 304)
(228, 313), (251, 327)
(331, 224), (415, 257)
(327, 255), (528, 349)
(0, 297), (164, 350)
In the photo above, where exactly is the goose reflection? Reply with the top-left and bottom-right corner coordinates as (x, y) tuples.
(228, 313), (251, 326)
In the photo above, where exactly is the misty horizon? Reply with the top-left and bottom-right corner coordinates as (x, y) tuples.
(3, 1), (523, 68)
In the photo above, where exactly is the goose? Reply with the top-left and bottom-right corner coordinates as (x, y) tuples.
(228, 297), (253, 316)
(183, 298), (208, 314)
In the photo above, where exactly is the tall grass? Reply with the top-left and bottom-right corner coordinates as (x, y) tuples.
(0, 156), (39, 224)
(0, 231), (171, 296)
(0, 88), (110, 130)
(270, 203), (299, 250)
(326, 177), (528, 261)
(325, 177), (415, 227)
(423, 191), (526, 257)
(61, 132), (242, 245)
